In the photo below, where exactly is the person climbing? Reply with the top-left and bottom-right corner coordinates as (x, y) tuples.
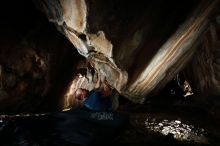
(73, 78), (119, 112)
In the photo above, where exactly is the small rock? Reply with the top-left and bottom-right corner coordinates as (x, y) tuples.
(175, 120), (181, 124)
(158, 123), (163, 126)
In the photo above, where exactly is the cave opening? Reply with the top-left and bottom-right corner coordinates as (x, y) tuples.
(0, 0), (220, 146)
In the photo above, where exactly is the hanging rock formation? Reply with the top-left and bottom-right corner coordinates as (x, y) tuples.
(38, 0), (220, 104)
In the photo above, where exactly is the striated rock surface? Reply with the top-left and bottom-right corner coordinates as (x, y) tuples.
(38, 0), (220, 104)
(1, 0), (220, 112)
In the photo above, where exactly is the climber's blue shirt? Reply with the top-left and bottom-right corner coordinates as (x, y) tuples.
(83, 90), (112, 112)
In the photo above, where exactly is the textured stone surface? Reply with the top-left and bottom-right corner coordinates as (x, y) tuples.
(0, 0), (84, 113)
(184, 21), (220, 96)
(1, 0), (220, 113)
(38, 0), (220, 104)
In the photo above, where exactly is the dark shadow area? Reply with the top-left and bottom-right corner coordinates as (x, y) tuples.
(0, 0), (84, 113)
(0, 109), (129, 146)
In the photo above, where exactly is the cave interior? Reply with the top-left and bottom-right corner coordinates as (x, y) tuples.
(0, 0), (220, 146)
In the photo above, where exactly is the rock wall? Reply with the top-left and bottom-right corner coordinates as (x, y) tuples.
(38, 0), (220, 104)
(184, 18), (220, 97)
(0, 0), (84, 113)
(1, 0), (220, 113)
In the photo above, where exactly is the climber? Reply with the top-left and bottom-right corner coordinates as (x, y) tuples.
(73, 79), (119, 112)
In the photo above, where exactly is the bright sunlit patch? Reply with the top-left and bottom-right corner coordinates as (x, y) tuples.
(145, 117), (208, 143)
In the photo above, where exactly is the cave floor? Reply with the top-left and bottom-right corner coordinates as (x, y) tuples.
(116, 95), (220, 146)
(0, 94), (220, 146)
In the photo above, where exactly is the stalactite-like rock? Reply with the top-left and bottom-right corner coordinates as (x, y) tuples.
(38, 0), (220, 104)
